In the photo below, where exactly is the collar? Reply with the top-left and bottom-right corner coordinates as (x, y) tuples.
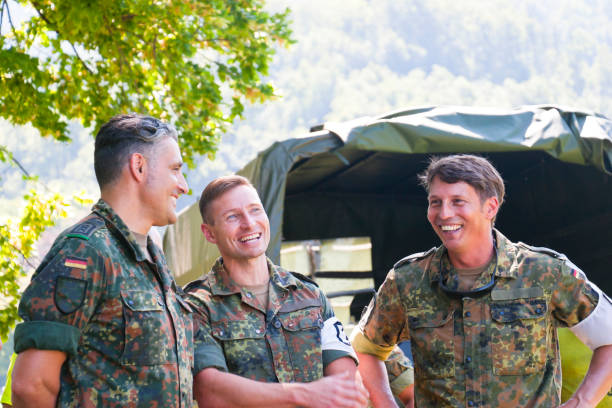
(92, 199), (150, 263)
(428, 228), (519, 285)
(208, 257), (299, 296)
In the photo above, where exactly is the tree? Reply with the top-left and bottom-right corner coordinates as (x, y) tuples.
(0, 0), (293, 339)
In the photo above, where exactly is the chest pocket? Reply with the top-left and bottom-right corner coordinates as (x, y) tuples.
(490, 297), (548, 375)
(120, 290), (173, 366)
(211, 319), (267, 376)
(407, 309), (455, 379)
(277, 307), (324, 382)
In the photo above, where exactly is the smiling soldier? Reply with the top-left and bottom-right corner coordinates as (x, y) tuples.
(184, 175), (369, 408)
(351, 154), (612, 407)
(11, 114), (193, 408)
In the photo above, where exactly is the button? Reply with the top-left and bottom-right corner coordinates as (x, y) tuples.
(274, 320), (281, 328)
(536, 308), (542, 314)
(465, 311), (471, 317)
(466, 356), (472, 363)
(468, 401), (474, 407)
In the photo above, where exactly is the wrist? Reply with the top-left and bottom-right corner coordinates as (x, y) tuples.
(283, 382), (309, 407)
(565, 395), (595, 408)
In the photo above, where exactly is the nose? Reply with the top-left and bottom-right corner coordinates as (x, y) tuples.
(241, 212), (256, 229)
(439, 201), (454, 219)
(177, 172), (188, 195)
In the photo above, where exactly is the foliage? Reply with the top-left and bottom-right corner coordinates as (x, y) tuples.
(0, 0), (293, 165)
(0, 188), (68, 340)
(0, 0), (292, 340)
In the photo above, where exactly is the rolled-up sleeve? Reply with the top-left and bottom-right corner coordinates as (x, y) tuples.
(351, 269), (407, 360)
(15, 240), (105, 355)
(185, 294), (228, 374)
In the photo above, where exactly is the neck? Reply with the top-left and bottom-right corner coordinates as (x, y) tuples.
(222, 255), (269, 286)
(101, 189), (151, 235)
(447, 235), (495, 269)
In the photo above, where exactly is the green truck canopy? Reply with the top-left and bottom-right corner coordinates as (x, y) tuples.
(164, 105), (612, 293)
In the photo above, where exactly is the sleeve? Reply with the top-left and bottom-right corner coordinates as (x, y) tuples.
(552, 259), (612, 350)
(350, 269), (407, 360)
(384, 347), (414, 397)
(184, 293), (228, 374)
(319, 291), (358, 366)
(14, 238), (106, 356)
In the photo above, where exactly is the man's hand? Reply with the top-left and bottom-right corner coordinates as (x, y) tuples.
(298, 371), (369, 408)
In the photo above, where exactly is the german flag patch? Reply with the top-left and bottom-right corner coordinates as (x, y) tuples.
(65, 258), (87, 269)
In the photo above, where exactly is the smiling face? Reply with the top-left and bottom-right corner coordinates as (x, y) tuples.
(427, 176), (499, 259)
(142, 136), (188, 226)
(201, 184), (270, 263)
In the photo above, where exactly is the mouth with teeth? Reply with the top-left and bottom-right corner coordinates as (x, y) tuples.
(239, 232), (262, 243)
(440, 224), (462, 232)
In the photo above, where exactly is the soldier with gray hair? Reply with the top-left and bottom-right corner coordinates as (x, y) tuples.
(11, 114), (193, 407)
(352, 154), (612, 407)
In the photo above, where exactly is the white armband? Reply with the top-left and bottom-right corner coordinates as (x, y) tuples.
(322, 316), (357, 359)
(569, 281), (612, 350)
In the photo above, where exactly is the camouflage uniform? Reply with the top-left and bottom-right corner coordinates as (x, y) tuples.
(352, 229), (600, 407)
(185, 258), (356, 383)
(385, 346), (414, 402)
(14, 200), (193, 407)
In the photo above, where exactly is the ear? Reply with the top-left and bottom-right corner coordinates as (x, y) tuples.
(128, 153), (147, 182)
(201, 223), (217, 244)
(483, 196), (500, 221)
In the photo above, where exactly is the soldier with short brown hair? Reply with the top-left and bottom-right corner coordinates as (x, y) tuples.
(352, 154), (612, 407)
(185, 175), (369, 407)
(12, 114), (193, 407)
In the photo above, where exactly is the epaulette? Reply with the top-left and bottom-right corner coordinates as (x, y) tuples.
(394, 247), (436, 269)
(65, 217), (105, 241)
(183, 279), (205, 293)
(517, 242), (567, 260)
(291, 272), (319, 287)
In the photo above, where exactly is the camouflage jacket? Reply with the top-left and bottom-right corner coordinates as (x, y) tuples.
(185, 258), (354, 383)
(356, 229), (599, 407)
(15, 200), (193, 407)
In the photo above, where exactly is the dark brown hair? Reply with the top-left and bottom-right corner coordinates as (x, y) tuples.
(418, 154), (505, 206)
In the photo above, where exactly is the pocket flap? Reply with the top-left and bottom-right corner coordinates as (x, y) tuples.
(407, 309), (454, 329)
(491, 299), (547, 322)
(121, 290), (163, 312)
(278, 308), (323, 332)
(211, 320), (265, 340)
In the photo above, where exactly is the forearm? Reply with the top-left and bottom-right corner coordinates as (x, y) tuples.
(564, 344), (612, 407)
(355, 352), (398, 408)
(194, 368), (304, 408)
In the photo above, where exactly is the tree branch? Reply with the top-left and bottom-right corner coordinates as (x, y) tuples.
(10, 241), (38, 269)
(4, 0), (18, 39)
(29, 0), (94, 74)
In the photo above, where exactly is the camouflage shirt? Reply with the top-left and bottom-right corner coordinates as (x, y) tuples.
(354, 229), (600, 407)
(185, 258), (355, 383)
(15, 200), (193, 407)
